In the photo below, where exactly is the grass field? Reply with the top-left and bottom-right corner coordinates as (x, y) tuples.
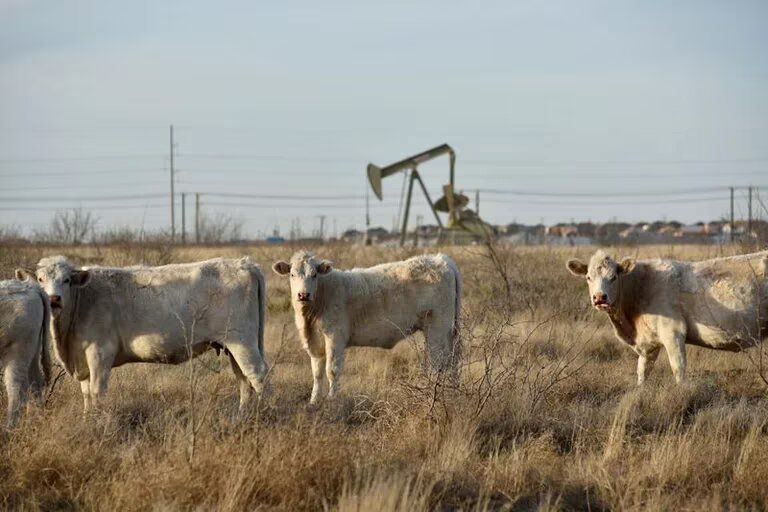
(0, 242), (767, 511)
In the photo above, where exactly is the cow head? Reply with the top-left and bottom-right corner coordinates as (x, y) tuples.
(566, 250), (635, 312)
(272, 251), (332, 304)
(15, 256), (90, 317)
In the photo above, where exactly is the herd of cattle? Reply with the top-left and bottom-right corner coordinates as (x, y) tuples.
(0, 248), (766, 427)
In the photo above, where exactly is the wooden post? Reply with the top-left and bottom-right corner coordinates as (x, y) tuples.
(181, 193), (186, 244)
(730, 187), (734, 242)
(195, 193), (200, 244)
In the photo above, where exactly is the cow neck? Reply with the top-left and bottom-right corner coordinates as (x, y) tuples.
(296, 277), (328, 328)
(297, 299), (320, 324)
(606, 266), (642, 344)
(53, 286), (80, 350)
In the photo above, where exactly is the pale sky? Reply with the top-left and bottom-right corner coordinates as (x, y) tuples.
(1, 0), (767, 238)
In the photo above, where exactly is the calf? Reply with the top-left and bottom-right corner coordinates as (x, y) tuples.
(567, 250), (768, 384)
(272, 251), (461, 404)
(17, 256), (267, 413)
(0, 280), (50, 427)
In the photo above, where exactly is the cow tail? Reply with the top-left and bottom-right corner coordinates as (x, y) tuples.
(241, 257), (267, 363)
(257, 268), (266, 364)
(38, 289), (52, 385)
(447, 256), (462, 366)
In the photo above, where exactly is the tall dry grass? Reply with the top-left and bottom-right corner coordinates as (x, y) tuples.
(0, 242), (766, 510)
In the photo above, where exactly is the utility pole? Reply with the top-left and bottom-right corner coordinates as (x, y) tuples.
(748, 186), (753, 239)
(730, 187), (735, 243)
(170, 124), (175, 242)
(195, 193), (201, 244)
(318, 215), (326, 240)
(181, 193), (186, 244)
(414, 214), (423, 247)
(365, 182), (370, 237)
(475, 189), (480, 215)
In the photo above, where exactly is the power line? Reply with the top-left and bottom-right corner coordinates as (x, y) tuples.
(178, 153), (768, 167)
(2, 182), (166, 192)
(201, 192), (363, 201)
(475, 186), (763, 198)
(176, 179), (362, 190)
(0, 193), (167, 203)
(0, 155), (164, 163)
(463, 169), (768, 180)
(0, 166), (757, 182)
(481, 195), (729, 205)
(0, 204), (167, 211)
(463, 157), (768, 166)
(0, 169), (165, 178)
(179, 153), (360, 163)
(178, 153), (768, 165)
(200, 201), (399, 209)
(0, 189), (751, 206)
(3, 152), (765, 166)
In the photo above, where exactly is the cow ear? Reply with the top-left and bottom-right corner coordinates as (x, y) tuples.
(618, 258), (635, 275)
(15, 268), (35, 282)
(272, 261), (291, 275)
(317, 260), (333, 274)
(71, 270), (91, 287)
(566, 259), (588, 276)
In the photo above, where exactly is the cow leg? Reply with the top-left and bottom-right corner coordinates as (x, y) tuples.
(28, 344), (46, 404)
(324, 334), (347, 400)
(424, 316), (459, 380)
(4, 358), (28, 428)
(636, 347), (660, 385)
(227, 352), (254, 416)
(80, 379), (92, 412)
(309, 354), (326, 404)
(225, 342), (267, 397)
(662, 331), (687, 383)
(85, 343), (116, 408)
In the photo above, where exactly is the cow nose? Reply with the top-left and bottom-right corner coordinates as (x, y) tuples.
(49, 295), (62, 307)
(297, 292), (310, 302)
(593, 293), (607, 303)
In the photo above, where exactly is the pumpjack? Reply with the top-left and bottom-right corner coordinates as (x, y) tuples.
(366, 144), (492, 246)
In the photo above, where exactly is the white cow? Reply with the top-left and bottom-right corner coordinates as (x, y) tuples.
(567, 250), (768, 384)
(16, 256), (267, 413)
(0, 280), (50, 427)
(272, 251), (461, 404)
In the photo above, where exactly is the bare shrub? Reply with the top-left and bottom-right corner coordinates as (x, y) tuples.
(198, 212), (245, 244)
(95, 228), (175, 267)
(0, 224), (24, 243)
(33, 208), (97, 245)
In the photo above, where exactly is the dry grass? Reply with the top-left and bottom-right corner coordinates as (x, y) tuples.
(0, 242), (767, 510)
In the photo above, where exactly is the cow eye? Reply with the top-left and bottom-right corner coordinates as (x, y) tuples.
(64, 278), (70, 284)
(609, 276), (617, 282)
(586, 276), (591, 281)
(38, 277), (44, 283)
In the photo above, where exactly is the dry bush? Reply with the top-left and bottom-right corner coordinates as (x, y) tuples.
(0, 243), (766, 510)
(197, 212), (246, 244)
(32, 208), (97, 245)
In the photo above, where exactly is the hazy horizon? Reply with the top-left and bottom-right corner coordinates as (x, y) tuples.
(2, 1), (767, 238)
